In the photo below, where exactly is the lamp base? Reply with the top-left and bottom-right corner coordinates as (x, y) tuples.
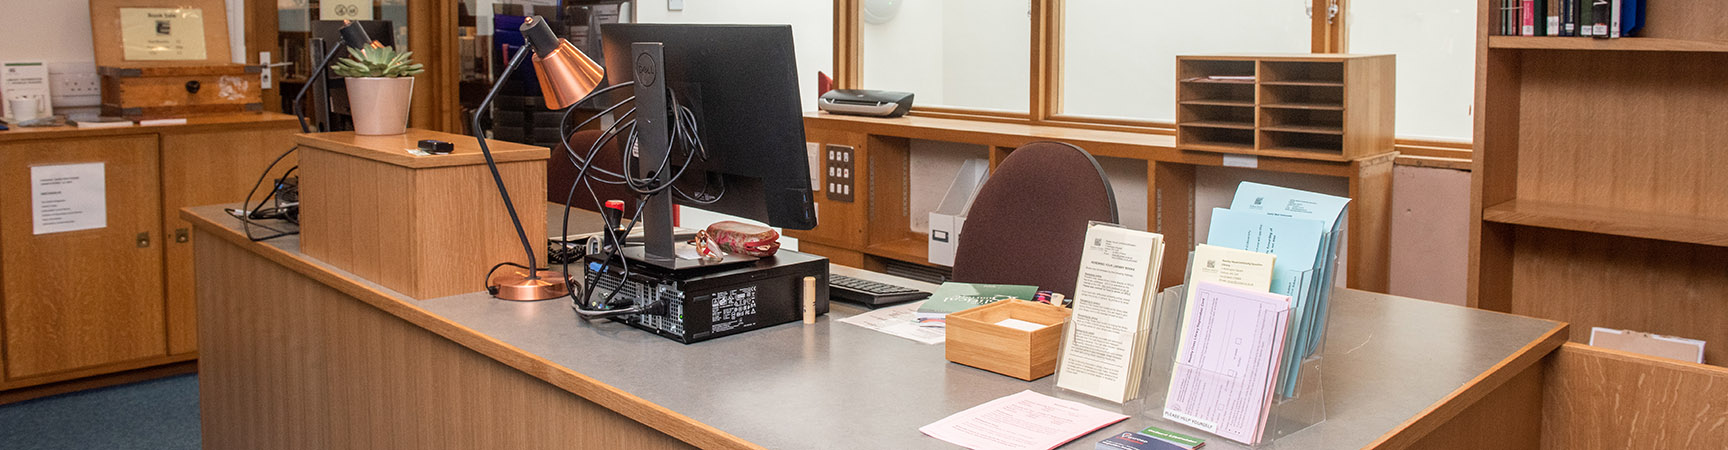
(489, 269), (572, 301)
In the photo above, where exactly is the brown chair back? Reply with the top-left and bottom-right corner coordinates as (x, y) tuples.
(949, 141), (1117, 297)
(548, 129), (637, 213)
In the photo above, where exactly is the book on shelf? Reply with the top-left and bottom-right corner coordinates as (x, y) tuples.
(1555, 0), (1569, 36)
(913, 282), (1039, 327)
(1522, 0), (1535, 36)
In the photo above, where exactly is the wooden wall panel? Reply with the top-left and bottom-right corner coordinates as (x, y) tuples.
(0, 135), (166, 379)
(1405, 361), (1543, 450)
(1543, 343), (1728, 449)
(1511, 228), (1728, 364)
(1514, 52), (1728, 219)
(196, 232), (694, 449)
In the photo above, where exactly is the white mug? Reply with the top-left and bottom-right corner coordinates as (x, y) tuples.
(8, 96), (43, 121)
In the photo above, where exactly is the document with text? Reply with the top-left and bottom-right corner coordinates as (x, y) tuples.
(1162, 281), (1291, 445)
(1055, 224), (1164, 403)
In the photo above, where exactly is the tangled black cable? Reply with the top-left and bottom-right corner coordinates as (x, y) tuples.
(559, 83), (723, 320)
(225, 145), (302, 241)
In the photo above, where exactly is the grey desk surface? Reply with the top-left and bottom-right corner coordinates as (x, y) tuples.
(191, 204), (1564, 449)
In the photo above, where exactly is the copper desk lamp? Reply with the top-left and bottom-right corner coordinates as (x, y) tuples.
(474, 16), (606, 301)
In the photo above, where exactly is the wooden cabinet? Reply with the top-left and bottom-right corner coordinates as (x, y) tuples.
(0, 113), (297, 391)
(0, 135), (165, 379)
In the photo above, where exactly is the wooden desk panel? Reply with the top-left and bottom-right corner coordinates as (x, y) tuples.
(195, 230), (696, 450)
(186, 203), (1563, 449)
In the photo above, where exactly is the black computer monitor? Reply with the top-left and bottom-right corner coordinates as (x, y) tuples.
(597, 23), (817, 230)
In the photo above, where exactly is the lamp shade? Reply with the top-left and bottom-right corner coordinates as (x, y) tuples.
(521, 16), (605, 110)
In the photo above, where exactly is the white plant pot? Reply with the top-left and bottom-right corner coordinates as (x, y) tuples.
(346, 77), (414, 135)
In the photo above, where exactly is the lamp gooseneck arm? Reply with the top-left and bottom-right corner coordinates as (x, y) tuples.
(292, 44), (349, 133)
(472, 47), (542, 278)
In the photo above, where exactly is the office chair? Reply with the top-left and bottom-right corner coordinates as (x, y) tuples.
(548, 129), (637, 213)
(949, 141), (1117, 297)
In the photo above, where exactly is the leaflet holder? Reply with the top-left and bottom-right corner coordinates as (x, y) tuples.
(1134, 251), (1332, 447)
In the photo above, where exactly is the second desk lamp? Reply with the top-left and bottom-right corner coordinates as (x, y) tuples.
(474, 16), (605, 301)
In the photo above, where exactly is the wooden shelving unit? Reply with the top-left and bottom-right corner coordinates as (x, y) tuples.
(795, 112), (1399, 293)
(1175, 54), (1394, 162)
(1471, 0), (1728, 368)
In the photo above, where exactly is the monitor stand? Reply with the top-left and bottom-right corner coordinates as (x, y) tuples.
(621, 41), (755, 274)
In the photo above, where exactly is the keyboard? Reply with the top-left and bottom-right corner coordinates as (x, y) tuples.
(829, 274), (931, 307)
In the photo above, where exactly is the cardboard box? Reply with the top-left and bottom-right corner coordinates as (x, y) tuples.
(928, 158), (988, 266)
(946, 299), (1070, 381)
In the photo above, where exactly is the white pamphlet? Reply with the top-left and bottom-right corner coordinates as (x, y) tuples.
(32, 163), (107, 235)
(920, 390), (1129, 450)
(1162, 281), (1291, 445)
(1055, 224), (1164, 403)
(835, 301), (944, 345)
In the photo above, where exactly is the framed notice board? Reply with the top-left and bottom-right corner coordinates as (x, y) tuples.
(89, 0), (233, 67)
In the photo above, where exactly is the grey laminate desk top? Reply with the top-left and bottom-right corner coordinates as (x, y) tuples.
(188, 204), (1564, 449)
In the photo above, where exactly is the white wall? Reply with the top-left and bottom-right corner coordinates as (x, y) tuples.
(1348, 0), (1476, 141)
(1061, 0), (1309, 121)
(635, 0), (832, 111)
(0, 0), (246, 64)
(0, 1), (98, 65)
(860, 0), (946, 104)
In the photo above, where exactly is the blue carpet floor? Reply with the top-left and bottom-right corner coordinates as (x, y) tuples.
(0, 374), (200, 450)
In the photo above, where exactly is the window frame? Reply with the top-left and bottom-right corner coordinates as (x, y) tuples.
(828, 0), (1471, 155)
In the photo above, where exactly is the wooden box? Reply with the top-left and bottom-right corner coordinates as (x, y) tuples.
(945, 300), (1071, 381)
(296, 129), (550, 300)
(99, 65), (263, 119)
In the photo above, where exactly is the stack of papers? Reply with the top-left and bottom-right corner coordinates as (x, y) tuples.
(921, 390), (1129, 450)
(1096, 426), (1206, 450)
(1205, 182), (1349, 398)
(836, 301), (945, 344)
(1055, 224), (1165, 403)
(914, 282), (1040, 328)
(1161, 282), (1292, 445)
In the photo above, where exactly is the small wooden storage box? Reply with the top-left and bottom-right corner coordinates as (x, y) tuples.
(296, 129), (550, 300)
(99, 65), (263, 119)
(946, 300), (1071, 381)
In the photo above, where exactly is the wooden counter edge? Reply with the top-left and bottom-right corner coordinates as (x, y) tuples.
(0, 113), (298, 142)
(180, 207), (765, 450)
(1363, 321), (1569, 449)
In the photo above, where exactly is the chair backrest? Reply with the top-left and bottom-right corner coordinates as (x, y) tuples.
(950, 141), (1117, 297)
(548, 129), (636, 213)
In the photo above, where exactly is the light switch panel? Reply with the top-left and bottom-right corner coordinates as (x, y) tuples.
(825, 144), (855, 202)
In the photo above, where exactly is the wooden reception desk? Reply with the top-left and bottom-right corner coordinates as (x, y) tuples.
(182, 203), (1592, 449)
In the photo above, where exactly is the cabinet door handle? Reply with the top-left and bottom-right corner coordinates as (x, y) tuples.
(137, 232), (151, 248)
(175, 228), (190, 243)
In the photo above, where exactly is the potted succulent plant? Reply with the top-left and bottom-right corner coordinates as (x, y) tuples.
(332, 46), (424, 135)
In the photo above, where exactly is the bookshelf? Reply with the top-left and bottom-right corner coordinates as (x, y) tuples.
(1471, 0), (1728, 369)
(1175, 54), (1395, 163)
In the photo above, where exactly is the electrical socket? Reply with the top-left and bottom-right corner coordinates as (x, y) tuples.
(48, 61), (101, 108)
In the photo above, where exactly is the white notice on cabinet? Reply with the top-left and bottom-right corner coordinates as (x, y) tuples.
(32, 163), (106, 235)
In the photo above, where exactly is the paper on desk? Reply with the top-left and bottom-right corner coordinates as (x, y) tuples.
(1162, 281), (1290, 445)
(1229, 181), (1350, 360)
(1055, 224), (1164, 403)
(920, 390), (1128, 450)
(1206, 207), (1325, 398)
(995, 318), (1048, 332)
(836, 301), (944, 344)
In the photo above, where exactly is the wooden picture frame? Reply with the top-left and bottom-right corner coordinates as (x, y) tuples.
(89, 0), (233, 67)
